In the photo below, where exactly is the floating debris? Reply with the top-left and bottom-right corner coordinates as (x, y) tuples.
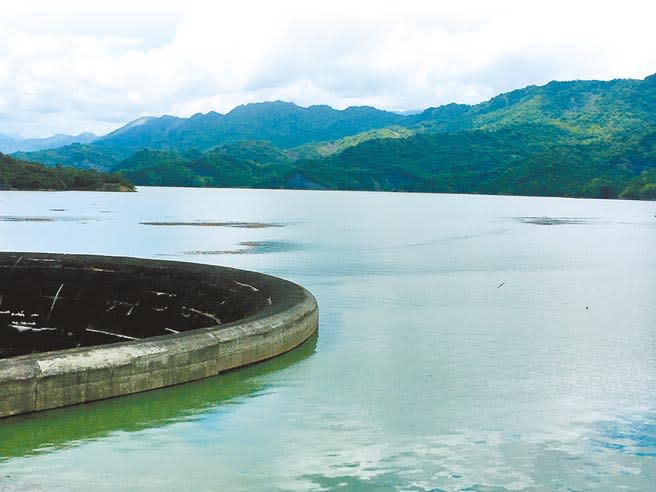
(183, 306), (221, 324)
(0, 216), (53, 222)
(182, 249), (250, 255)
(140, 221), (282, 228)
(0, 215), (96, 223)
(233, 280), (259, 292)
(86, 328), (140, 341)
(516, 216), (592, 226)
(45, 283), (64, 324)
(182, 241), (302, 256)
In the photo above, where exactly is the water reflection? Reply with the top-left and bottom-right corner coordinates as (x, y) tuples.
(594, 412), (656, 457)
(0, 188), (654, 490)
(0, 333), (317, 461)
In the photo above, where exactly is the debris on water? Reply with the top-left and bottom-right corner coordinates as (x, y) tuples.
(497, 282), (505, 288)
(516, 216), (591, 226)
(182, 241), (302, 256)
(0, 215), (96, 223)
(0, 216), (53, 222)
(45, 283), (64, 324)
(140, 221), (282, 228)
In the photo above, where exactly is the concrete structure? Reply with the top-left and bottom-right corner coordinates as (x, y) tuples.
(0, 252), (318, 418)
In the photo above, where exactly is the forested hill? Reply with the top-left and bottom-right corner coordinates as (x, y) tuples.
(411, 73), (656, 137)
(0, 153), (134, 191)
(11, 73), (656, 199)
(111, 125), (656, 199)
(81, 102), (407, 156)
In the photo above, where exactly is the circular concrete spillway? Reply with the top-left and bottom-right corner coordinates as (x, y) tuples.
(0, 252), (318, 418)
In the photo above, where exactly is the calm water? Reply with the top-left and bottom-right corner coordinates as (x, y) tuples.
(0, 187), (655, 491)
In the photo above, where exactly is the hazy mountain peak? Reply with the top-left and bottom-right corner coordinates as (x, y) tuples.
(227, 100), (300, 113)
(0, 132), (98, 154)
(110, 117), (156, 135)
(127, 116), (153, 127)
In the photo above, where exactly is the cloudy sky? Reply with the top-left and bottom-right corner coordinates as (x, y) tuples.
(2, 0), (656, 137)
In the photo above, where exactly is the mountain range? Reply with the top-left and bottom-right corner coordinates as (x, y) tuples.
(8, 73), (656, 200)
(0, 132), (97, 154)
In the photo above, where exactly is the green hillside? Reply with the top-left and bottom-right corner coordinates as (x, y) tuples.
(115, 146), (294, 188)
(288, 125), (656, 197)
(13, 143), (120, 170)
(290, 127), (414, 160)
(0, 153), (134, 191)
(411, 74), (656, 139)
(110, 124), (656, 199)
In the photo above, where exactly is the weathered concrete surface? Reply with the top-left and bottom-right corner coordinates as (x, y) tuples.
(0, 253), (318, 418)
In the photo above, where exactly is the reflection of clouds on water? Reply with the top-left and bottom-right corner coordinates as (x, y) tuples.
(290, 430), (642, 491)
(1, 189), (655, 491)
(280, 430), (538, 491)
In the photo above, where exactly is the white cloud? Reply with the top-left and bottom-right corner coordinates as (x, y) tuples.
(1, 0), (655, 137)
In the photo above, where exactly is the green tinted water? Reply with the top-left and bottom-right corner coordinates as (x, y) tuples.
(0, 188), (655, 491)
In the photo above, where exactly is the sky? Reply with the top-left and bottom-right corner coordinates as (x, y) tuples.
(1, 0), (656, 138)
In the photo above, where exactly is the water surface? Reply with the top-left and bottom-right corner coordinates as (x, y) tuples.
(0, 188), (655, 491)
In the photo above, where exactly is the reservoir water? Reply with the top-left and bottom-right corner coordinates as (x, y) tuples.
(0, 187), (655, 491)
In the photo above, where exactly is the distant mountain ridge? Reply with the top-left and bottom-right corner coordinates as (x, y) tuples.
(11, 102), (410, 167)
(93, 101), (407, 155)
(16, 73), (656, 164)
(8, 73), (656, 199)
(0, 132), (96, 154)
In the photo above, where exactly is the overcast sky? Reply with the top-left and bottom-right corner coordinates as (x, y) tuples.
(1, 0), (655, 137)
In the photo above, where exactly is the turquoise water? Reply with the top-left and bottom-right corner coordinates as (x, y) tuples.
(0, 187), (655, 491)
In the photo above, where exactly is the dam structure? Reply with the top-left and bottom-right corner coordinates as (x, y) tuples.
(0, 252), (318, 418)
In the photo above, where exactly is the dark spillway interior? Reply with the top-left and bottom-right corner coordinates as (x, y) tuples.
(0, 254), (275, 359)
